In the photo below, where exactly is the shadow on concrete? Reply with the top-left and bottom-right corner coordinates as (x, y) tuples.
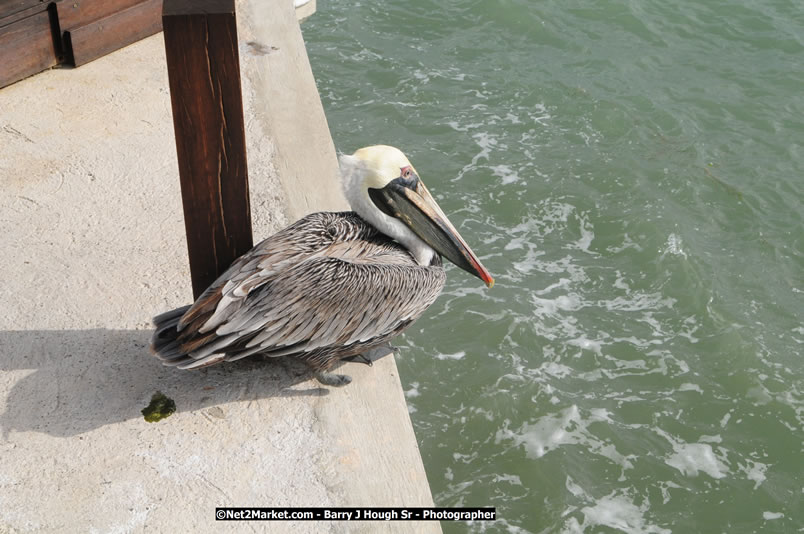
(0, 328), (328, 437)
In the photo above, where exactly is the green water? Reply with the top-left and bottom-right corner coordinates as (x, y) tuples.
(302, 1), (803, 532)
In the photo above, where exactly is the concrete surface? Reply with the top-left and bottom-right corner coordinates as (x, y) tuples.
(0, 1), (440, 532)
(294, 0), (318, 22)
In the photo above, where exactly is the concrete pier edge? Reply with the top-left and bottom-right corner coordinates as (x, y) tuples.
(0, 1), (441, 532)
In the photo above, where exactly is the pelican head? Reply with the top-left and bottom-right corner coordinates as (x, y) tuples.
(339, 145), (494, 288)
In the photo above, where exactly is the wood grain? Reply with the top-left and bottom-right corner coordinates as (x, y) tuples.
(162, 0), (233, 17)
(0, 0), (45, 20)
(162, 0), (253, 299)
(63, 0), (161, 66)
(56, 0), (144, 34)
(0, 8), (57, 88)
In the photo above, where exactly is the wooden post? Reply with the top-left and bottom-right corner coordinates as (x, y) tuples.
(162, 0), (253, 299)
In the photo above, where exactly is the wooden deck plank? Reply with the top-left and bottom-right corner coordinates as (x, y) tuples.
(0, 9), (57, 88)
(63, 0), (162, 66)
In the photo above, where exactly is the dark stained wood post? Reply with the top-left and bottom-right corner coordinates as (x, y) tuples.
(162, 0), (253, 299)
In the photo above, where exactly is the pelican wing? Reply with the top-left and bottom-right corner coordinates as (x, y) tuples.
(178, 211), (368, 335)
(171, 212), (445, 368)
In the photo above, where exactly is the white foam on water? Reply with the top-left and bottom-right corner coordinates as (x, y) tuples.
(538, 361), (574, 379)
(569, 214), (595, 253)
(526, 102), (551, 126)
(698, 434), (721, 443)
(452, 131), (504, 181)
(445, 120), (485, 132)
(405, 382), (420, 398)
(504, 112), (522, 124)
(532, 293), (584, 317)
(496, 406), (635, 471)
(412, 69), (429, 82)
(505, 203), (573, 242)
(656, 427), (731, 480)
(576, 493), (671, 534)
(607, 233), (643, 254)
(435, 351), (466, 361)
(565, 476), (585, 497)
(504, 235), (528, 251)
(561, 479), (670, 534)
(541, 201), (576, 225)
(678, 383), (703, 394)
(657, 480), (683, 505)
(601, 293), (675, 313)
(535, 277), (573, 295)
(589, 408), (613, 422)
(665, 442), (729, 479)
(452, 451), (477, 463)
(746, 384), (773, 405)
(613, 270), (630, 291)
(527, 293), (588, 345)
(472, 406), (495, 421)
(493, 473), (523, 486)
(438, 478), (475, 507)
(739, 458), (768, 489)
(612, 335), (663, 350)
(791, 326), (804, 345)
(568, 336), (604, 356)
(342, 47), (384, 62)
(677, 315), (701, 343)
(511, 248), (543, 275)
(489, 518), (530, 534)
(662, 233), (687, 258)
(495, 407), (580, 459)
(763, 511), (784, 520)
(719, 411), (732, 428)
(599, 355), (655, 378)
(490, 164), (520, 185)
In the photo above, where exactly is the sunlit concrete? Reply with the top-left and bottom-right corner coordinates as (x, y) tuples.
(0, 1), (439, 532)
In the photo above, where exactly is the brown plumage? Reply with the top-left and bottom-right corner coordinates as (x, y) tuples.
(150, 212), (445, 375)
(151, 145), (493, 386)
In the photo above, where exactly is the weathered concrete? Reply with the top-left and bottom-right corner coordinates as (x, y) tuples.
(294, 0), (318, 22)
(0, 1), (440, 532)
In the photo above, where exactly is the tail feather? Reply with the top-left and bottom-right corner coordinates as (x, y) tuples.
(150, 305), (310, 369)
(150, 305), (191, 364)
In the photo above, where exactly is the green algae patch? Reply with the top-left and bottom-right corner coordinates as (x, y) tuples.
(142, 391), (176, 423)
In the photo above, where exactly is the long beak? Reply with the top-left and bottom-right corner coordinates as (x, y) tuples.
(369, 179), (494, 288)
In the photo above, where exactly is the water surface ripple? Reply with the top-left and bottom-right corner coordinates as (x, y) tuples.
(304, 1), (803, 532)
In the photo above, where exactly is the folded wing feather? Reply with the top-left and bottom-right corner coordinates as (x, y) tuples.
(172, 212), (445, 368)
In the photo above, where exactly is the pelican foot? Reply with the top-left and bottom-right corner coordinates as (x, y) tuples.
(342, 353), (373, 366)
(315, 371), (352, 387)
(343, 344), (400, 367)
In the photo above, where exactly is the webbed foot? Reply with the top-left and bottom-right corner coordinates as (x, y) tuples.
(315, 371), (352, 387)
(342, 344), (400, 367)
(342, 352), (373, 366)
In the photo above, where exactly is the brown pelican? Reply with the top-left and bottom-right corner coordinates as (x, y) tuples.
(151, 145), (493, 386)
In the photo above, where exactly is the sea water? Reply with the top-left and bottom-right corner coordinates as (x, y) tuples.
(303, 2), (803, 531)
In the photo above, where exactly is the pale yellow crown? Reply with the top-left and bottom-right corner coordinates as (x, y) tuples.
(351, 145), (418, 189)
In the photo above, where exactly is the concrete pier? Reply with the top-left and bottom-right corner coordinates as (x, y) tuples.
(0, 1), (440, 532)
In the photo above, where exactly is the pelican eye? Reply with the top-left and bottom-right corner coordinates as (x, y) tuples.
(398, 166), (418, 188)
